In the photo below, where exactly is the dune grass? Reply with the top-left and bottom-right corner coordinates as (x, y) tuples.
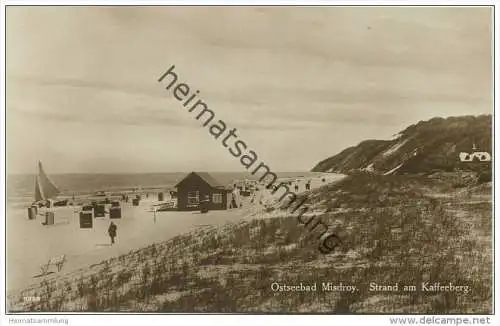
(8, 173), (492, 313)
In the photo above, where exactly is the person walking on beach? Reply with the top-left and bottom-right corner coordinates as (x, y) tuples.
(108, 221), (117, 245)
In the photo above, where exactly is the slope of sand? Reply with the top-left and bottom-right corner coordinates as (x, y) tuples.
(249, 173), (344, 210)
(6, 173), (343, 296)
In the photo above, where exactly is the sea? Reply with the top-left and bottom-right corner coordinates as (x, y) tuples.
(7, 171), (324, 207)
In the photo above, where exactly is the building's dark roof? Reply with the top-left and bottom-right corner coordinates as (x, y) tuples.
(196, 172), (224, 187)
(175, 172), (224, 188)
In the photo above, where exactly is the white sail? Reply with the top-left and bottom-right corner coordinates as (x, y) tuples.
(34, 177), (44, 202)
(34, 161), (60, 201)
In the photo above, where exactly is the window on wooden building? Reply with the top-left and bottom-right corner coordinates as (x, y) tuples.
(187, 191), (200, 207)
(212, 193), (223, 204)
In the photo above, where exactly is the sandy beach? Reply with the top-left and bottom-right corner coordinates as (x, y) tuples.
(7, 173), (343, 295)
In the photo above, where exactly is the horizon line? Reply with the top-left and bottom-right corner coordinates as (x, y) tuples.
(6, 170), (319, 176)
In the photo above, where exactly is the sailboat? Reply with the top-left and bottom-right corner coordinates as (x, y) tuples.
(33, 161), (61, 225)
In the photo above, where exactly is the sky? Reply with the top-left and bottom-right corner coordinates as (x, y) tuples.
(6, 6), (492, 174)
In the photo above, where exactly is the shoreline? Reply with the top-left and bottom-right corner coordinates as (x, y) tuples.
(7, 171), (331, 206)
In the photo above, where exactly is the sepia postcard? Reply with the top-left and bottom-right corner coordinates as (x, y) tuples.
(1, 2), (496, 321)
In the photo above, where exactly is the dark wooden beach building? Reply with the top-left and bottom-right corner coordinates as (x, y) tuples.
(175, 172), (232, 211)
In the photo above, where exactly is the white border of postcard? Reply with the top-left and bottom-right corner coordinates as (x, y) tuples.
(0, 1), (498, 325)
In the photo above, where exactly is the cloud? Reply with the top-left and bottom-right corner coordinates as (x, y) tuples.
(5, 6), (492, 173)
(9, 74), (164, 99)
